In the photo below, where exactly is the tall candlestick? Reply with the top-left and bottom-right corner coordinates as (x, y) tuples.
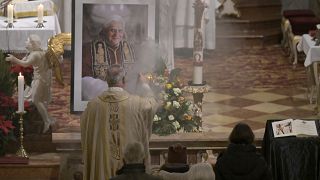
(18, 72), (24, 113)
(37, 4), (44, 23)
(192, 0), (207, 85)
(7, 4), (13, 24)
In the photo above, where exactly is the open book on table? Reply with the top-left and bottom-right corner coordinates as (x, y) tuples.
(272, 119), (318, 138)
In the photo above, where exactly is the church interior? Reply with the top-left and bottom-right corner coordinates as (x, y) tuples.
(1, 0), (320, 179)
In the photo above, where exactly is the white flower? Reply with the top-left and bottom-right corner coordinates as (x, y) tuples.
(153, 115), (160, 122)
(173, 101), (180, 108)
(166, 101), (171, 107)
(163, 94), (169, 101)
(173, 121), (180, 129)
(168, 115), (175, 121)
(173, 88), (181, 96)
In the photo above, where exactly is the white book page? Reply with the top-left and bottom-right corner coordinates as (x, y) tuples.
(272, 119), (295, 138)
(293, 120), (318, 136)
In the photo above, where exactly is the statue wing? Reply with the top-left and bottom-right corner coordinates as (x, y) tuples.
(46, 33), (71, 86)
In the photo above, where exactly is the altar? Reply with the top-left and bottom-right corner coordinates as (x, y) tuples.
(0, 15), (60, 52)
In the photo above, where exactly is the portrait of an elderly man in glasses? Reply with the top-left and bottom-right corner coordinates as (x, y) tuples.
(82, 14), (135, 100)
(83, 15), (135, 78)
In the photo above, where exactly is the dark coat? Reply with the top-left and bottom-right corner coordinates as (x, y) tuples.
(110, 164), (162, 180)
(214, 143), (272, 180)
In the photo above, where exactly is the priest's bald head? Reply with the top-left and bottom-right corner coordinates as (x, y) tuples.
(106, 64), (126, 87)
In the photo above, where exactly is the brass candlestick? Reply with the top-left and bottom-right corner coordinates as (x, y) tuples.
(16, 111), (28, 158)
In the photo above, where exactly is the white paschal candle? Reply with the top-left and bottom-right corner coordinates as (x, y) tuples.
(37, 4), (44, 23)
(18, 72), (24, 112)
(193, 66), (203, 85)
(7, 4), (13, 23)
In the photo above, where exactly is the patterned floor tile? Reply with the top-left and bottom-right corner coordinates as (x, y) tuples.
(203, 92), (234, 103)
(224, 120), (266, 131)
(277, 108), (315, 119)
(215, 97), (261, 108)
(265, 87), (306, 96)
(212, 89), (256, 96)
(271, 97), (309, 107)
(293, 93), (309, 100)
(220, 109), (266, 119)
(244, 103), (292, 113)
(248, 114), (290, 123)
(204, 125), (233, 133)
(202, 102), (238, 115)
(249, 88), (274, 92)
(202, 114), (242, 126)
(299, 104), (317, 111)
(241, 92), (288, 102)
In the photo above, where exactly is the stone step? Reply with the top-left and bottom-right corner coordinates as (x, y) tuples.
(216, 29), (281, 48)
(234, 0), (281, 20)
(215, 0), (282, 48)
(216, 17), (281, 35)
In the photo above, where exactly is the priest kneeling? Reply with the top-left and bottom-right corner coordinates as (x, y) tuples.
(81, 64), (158, 180)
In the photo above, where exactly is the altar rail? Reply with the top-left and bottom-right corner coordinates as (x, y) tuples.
(52, 132), (263, 165)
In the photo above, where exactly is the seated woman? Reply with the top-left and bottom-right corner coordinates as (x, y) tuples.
(214, 122), (272, 180)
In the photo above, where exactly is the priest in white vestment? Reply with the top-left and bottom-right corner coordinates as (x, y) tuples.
(81, 64), (158, 179)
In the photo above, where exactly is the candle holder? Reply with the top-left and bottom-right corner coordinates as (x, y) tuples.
(4, 20), (16, 28)
(183, 83), (211, 127)
(36, 22), (44, 28)
(34, 20), (46, 28)
(15, 111), (28, 158)
(7, 22), (13, 28)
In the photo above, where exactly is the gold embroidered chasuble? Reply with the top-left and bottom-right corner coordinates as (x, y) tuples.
(81, 88), (157, 180)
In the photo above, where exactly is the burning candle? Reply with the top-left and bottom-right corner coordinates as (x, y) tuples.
(37, 4), (44, 23)
(18, 72), (24, 112)
(7, 4), (13, 24)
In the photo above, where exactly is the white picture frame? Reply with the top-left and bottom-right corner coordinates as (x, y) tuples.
(71, 0), (156, 112)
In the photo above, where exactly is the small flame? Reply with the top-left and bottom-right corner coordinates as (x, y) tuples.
(19, 72), (22, 76)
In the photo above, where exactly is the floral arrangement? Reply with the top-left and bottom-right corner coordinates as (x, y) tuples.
(152, 63), (202, 136)
(0, 51), (32, 155)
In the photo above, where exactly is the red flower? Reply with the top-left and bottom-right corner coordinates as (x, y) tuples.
(0, 94), (15, 109)
(10, 64), (33, 75)
(0, 115), (15, 135)
(24, 100), (32, 111)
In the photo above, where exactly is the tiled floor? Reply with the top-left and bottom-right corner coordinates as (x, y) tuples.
(49, 45), (320, 139)
(200, 87), (317, 135)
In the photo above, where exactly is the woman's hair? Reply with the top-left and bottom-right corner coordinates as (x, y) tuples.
(229, 122), (255, 144)
(187, 163), (215, 180)
(123, 141), (145, 164)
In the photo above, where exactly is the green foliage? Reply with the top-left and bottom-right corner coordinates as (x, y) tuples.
(0, 51), (15, 96)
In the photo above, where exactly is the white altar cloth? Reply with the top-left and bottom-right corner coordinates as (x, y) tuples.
(297, 34), (320, 67)
(13, 0), (55, 18)
(0, 15), (61, 52)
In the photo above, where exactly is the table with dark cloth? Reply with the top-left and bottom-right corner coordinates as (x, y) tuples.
(262, 119), (320, 180)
